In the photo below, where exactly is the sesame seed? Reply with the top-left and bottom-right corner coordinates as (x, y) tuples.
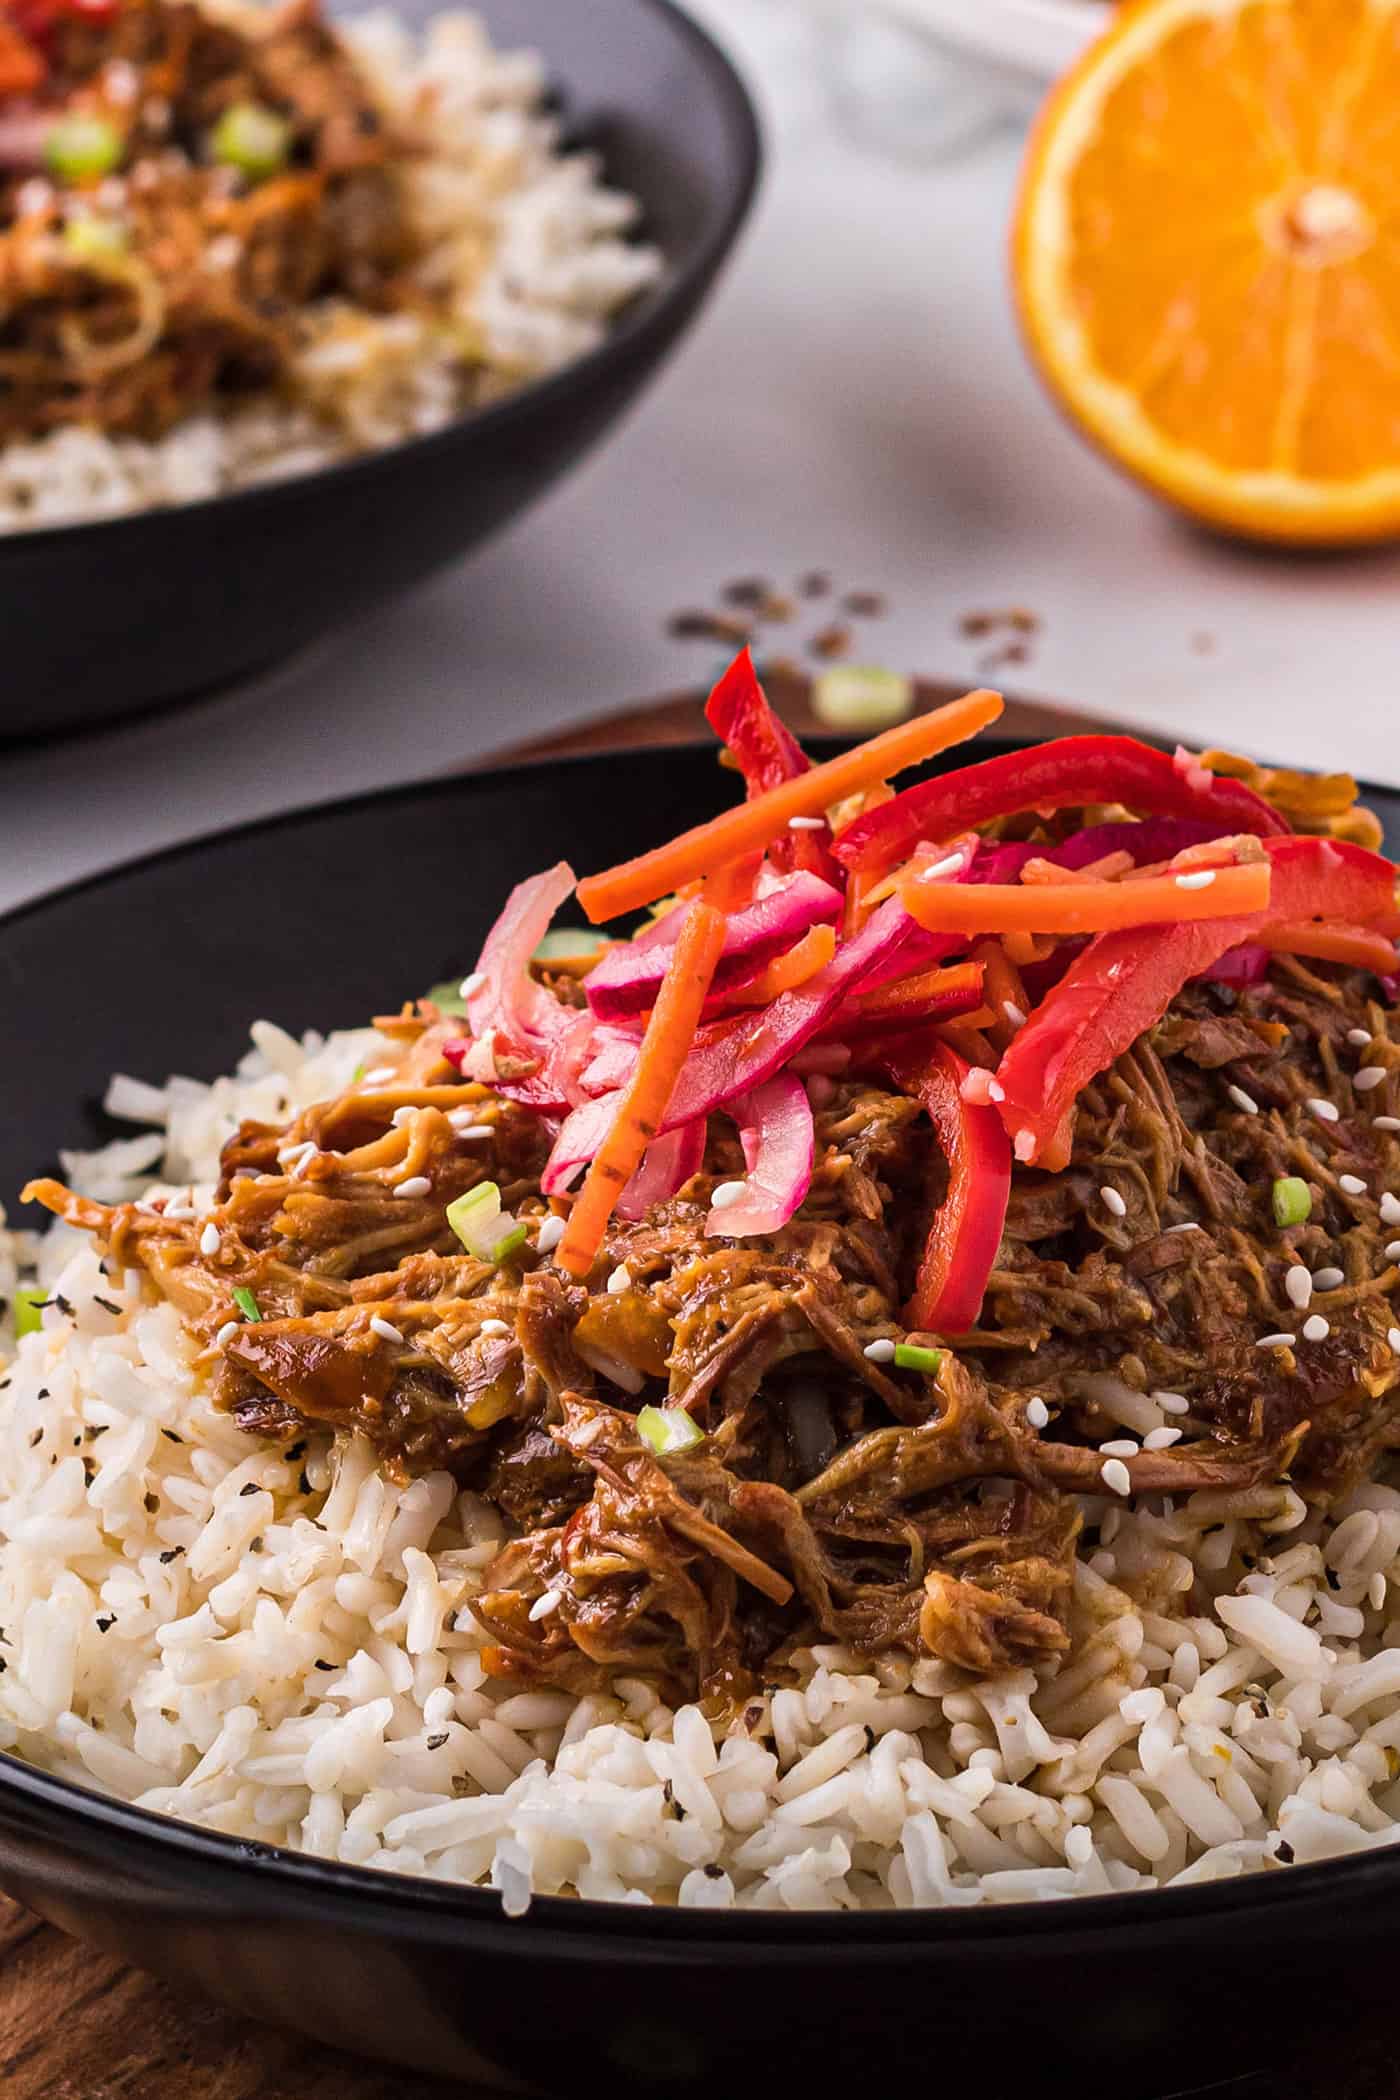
(1101, 1458), (1132, 1497)
(1382, 1195), (1400, 1226)
(1142, 1426), (1182, 1451)
(1100, 1439), (1138, 1458)
(1227, 1085), (1258, 1115)
(1312, 1267), (1345, 1292)
(198, 1222), (220, 1257)
(1003, 1001), (1027, 1030)
(392, 1106), (416, 1128)
(1174, 871), (1216, 890)
(215, 1320), (239, 1349)
(535, 1215), (565, 1253)
(1387, 1243), (1400, 1262)
(710, 1181), (748, 1210)
(988, 1079), (1005, 1103)
(396, 1176), (432, 1198)
(1339, 1174), (1367, 1196)
(1347, 1028), (1373, 1047)
(1355, 1067), (1388, 1093)
(459, 972), (485, 999)
(1154, 1391), (1190, 1415)
(607, 1265), (631, 1295)
(1370, 1572), (1388, 1611)
(1302, 1314), (1329, 1342)
(1307, 1098), (1340, 1123)
(1100, 1186), (1127, 1218)
(361, 1066), (395, 1086)
(456, 1124), (496, 1141)
(1389, 1329), (1400, 1357)
(479, 1318), (510, 1338)
(1284, 1265), (1312, 1310)
(1014, 1131), (1036, 1164)
(369, 1316), (403, 1344)
(1257, 1333), (1296, 1349)
(921, 851), (966, 882)
(528, 1590), (562, 1622)
(1026, 1397), (1049, 1430)
(1165, 1223), (1201, 1235)
(277, 1139), (314, 1164)
(863, 1338), (897, 1363)
(1376, 1117), (1400, 1132)
(787, 815), (825, 831)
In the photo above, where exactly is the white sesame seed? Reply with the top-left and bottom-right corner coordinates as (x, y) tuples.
(369, 1316), (404, 1344)
(396, 1176), (432, 1199)
(361, 1066), (395, 1086)
(1154, 1391), (1190, 1415)
(1381, 1194), (1400, 1227)
(1376, 1117), (1400, 1132)
(392, 1106), (416, 1128)
(1284, 1265), (1312, 1310)
(987, 1079), (1005, 1103)
(1100, 1458), (1132, 1497)
(1026, 1397), (1049, 1429)
(535, 1215), (566, 1253)
(1339, 1174), (1367, 1196)
(1389, 1329), (1400, 1357)
(1142, 1425), (1183, 1451)
(1227, 1085), (1258, 1115)
(1370, 1572), (1388, 1612)
(921, 851), (966, 882)
(1065, 1824), (1094, 1868)
(1355, 1067), (1388, 1093)
(277, 1139), (314, 1165)
(1014, 1131), (1035, 1164)
(479, 1317), (510, 1338)
(1100, 1186), (1127, 1218)
(215, 1320), (240, 1349)
(710, 1180), (748, 1210)
(1307, 1098), (1340, 1123)
(607, 1265), (632, 1295)
(198, 1222), (220, 1257)
(459, 972), (485, 999)
(1387, 1242), (1400, 1262)
(528, 1590), (562, 1622)
(1174, 870), (1216, 890)
(863, 1338), (897, 1363)
(1003, 1001), (1027, 1031)
(1312, 1267), (1345, 1291)
(787, 815), (826, 830)
(1165, 1223), (1201, 1235)
(1257, 1333), (1296, 1349)
(1100, 1439), (1138, 1459)
(1348, 1028), (1373, 1047)
(1302, 1314), (1329, 1342)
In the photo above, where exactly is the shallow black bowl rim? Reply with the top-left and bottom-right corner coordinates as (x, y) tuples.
(1, 738), (1395, 1950)
(0, 0), (760, 558)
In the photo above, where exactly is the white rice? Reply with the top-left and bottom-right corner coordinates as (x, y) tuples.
(6, 1021), (1400, 1913)
(0, 8), (661, 533)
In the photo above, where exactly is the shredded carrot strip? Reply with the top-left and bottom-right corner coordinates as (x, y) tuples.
(899, 861), (1270, 937)
(705, 856), (761, 916)
(1260, 920), (1400, 974)
(851, 960), (985, 1022)
(937, 1020), (997, 1066)
(577, 688), (1003, 922)
(972, 941), (1031, 1051)
(728, 923), (837, 1004)
(1041, 1108), (1077, 1173)
(556, 901), (727, 1278)
(1002, 930), (1054, 967)
(1021, 851), (1134, 886)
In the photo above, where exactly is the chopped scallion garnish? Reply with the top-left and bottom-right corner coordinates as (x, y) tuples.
(893, 1343), (943, 1375)
(637, 1404), (704, 1456)
(533, 929), (605, 966)
(1272, 1176), (1312, 1228)
(424, 980), (467, 1017)
(13, 1285), (47, 1338)
(210, 102), (291, 181)
(812, 666), (913, 735)
(45, 115), (123, 183)
(447, 1183), (525, 1265)
(232, 1286), (262, 1322)
(62, 215), (128, 263)
(491, 1224), (528, 1264)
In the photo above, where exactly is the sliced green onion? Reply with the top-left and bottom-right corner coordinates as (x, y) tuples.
(13, 1285), (47, 1338)
(490, 1223), (528, 1264)
(424, 980), (467, 1017)
(533, 929), (604, 965)
(232, 1286), (263, 1322)
(351, 1061), (367, 1082)
(62, 215), (129, 263)
(210, 102), (291, 181)
(637, 1404), (705, 1456)
(1272, 1176), (1312, 1228)
(45, 115), (124, 183)
(893, 1343), (943, 1375)
(447, 1182), (524, 1265)
(812, 666), (913, 735)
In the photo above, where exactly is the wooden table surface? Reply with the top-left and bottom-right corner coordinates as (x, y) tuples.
(4, 673), (1396, 2100)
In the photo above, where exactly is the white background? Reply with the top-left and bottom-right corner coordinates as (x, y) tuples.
(5, 0), (1400, 915)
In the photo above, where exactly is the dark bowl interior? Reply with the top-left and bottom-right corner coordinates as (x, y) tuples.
(3, 740), (1400, 2097)
(0, 0), (759, 741)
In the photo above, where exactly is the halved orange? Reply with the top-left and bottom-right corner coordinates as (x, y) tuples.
(1014, 0), (1400, 545)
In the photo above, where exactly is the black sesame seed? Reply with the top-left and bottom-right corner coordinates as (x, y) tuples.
(159, 1548), (183, 1565)
(426, 1732), (449, 1751)
(1276, 1839), (1295, 1865)
(82, 1458), (97, 1485)
(54, 1295), (73, 1318)
(702, 1863), (723, 1879)
(28, 1429), (41, 1449)
(298, 1470), (312, 1496)
(144, 1493), (160, 1514)
(95, 1616), (115, 1633)
(284, 1441), (307, 1463)
(36, 1388), (49, 1401)
(314, 1659), (334, 1671)
(162, 1430), (183, 1444)
(92, 1296), (122, 1317)
(239, 1481), (260, 1497)
(249, 1537), (263, 1553)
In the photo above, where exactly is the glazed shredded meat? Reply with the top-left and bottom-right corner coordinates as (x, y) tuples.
(28, 956), (1400, 1714)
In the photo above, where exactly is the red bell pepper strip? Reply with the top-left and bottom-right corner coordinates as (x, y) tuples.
(996, 835), (1400, 1165)
(874, 1035), (1010, 1334)
(833, 735), (1292, 876)
(704, 648), (839, 882)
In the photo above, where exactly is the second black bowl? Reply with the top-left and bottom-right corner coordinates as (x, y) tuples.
(0, 0), (759, 741)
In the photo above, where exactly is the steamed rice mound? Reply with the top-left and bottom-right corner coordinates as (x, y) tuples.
(6, 1020), (1400, 1912)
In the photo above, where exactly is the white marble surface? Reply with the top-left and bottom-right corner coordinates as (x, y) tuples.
(5, 0), (1400, 917)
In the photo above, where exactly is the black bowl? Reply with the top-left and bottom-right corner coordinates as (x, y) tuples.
(2, 743), (1399, 2100)
(0, 0), (759, 742)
